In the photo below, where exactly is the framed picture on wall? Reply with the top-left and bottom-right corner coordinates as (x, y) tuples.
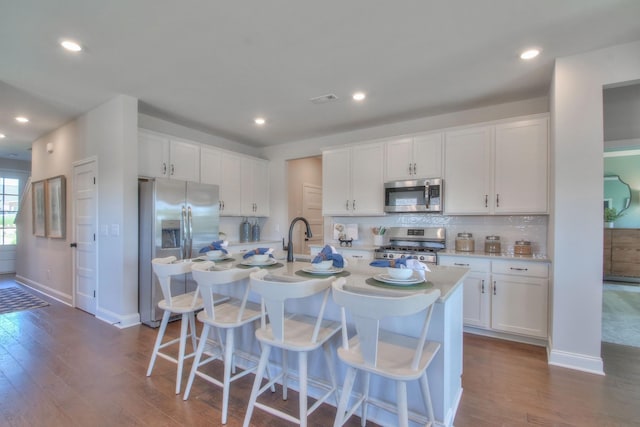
(32, 180), (46, 237)
(46, 175), (66, 238)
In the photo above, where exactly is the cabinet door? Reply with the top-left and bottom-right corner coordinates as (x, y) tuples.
(491, 274), (548, 338)
(413, 132), (443, 179)
(219, 152), (242, 216)
(322, 148), (352, 215)
(603, 229), (612, 276)
(384, 137), (414, 181)
(444, 126), (492, 214)
(611, 229), (640, 276)
(494, 118), (548, 213)
(241, 157), (270, 216)
(169, 139), (200, 182)
(138, 130), (170, 178)
(200, 146), (222, 185)
(351, 143), (385, 215)
(463, 271), (491, 328)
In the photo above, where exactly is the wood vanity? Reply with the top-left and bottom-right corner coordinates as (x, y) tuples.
(603, 228), (640, 280)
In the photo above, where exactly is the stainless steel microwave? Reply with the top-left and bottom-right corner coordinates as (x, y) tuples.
(384, 178), (443, 213)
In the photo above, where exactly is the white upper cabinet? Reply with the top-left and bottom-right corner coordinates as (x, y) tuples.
(241, 157), (270, 217)
(444, 116), (548, 215)
(200, 145), (269, 217)
(385, 133), (443, 181)
(493, 118), (548, 214)
(323, 143), (385, 216)
(444, 126), (493, 214)
(138, 129), (200, 182)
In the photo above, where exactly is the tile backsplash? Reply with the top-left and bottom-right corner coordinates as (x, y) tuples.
(325, 214), (548, 255)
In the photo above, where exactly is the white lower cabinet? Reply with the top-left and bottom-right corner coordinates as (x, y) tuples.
(440, 256), (548, 340)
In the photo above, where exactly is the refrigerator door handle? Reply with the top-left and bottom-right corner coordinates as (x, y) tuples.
(181, 205), (188, 259)
(186, 206), (193, 258)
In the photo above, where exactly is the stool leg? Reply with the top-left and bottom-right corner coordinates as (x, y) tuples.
(175, 313), (190, 394)
(222, 328), (235, 425)
(333, 366), (357, 427)
(298, 351), (308, 427)
(147, 310), (171, 376)
(396, 380), (409, 427)
(188, 311), (198, 351)
(419, 372), (435, 425)
(361, 372), (370, 427)
(243, 344), (272, 427)
(282, 349), (289, 400)
(322, 342), (339, 406)
(183, 323), (210, 401)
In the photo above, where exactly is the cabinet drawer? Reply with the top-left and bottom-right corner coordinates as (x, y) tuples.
(492, 260), (548, 278)
(439, 256), (490, 272)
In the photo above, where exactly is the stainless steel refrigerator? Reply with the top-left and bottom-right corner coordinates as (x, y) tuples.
(138, 177), (219, 327)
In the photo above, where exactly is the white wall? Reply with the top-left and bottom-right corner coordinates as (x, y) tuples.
(16, 95), (140, 327)
(548, 39), (640, 374)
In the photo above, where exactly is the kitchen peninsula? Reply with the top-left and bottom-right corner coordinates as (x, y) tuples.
(214, 257), (469, 426)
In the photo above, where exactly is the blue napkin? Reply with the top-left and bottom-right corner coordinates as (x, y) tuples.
(312, 245), (345, 268)
(242, 248), (273, 259)
(199, 240), (228, 254)
(369, 257), (416, 268)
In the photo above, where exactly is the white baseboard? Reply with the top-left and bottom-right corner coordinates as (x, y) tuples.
(14, 275), (72, 305)
(547, 337), (604, 375)
(96, 306), (141, 328)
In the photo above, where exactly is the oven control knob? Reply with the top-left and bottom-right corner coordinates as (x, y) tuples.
(388, 254), (394, 259)
(419, 255), (425, 261)
(400, 254), (406, 258)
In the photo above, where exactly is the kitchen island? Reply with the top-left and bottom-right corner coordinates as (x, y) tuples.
(205, 257), (469, 426)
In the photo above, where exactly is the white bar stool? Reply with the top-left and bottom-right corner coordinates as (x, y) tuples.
(243, 269), (342, 427)
(331, 278), (442, 427)
(147, 256), (203, 394)
(183, 261), (263, 425)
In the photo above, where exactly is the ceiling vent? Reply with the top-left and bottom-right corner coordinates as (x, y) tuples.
(309, 93), (339, 104)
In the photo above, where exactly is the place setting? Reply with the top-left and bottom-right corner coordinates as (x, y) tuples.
(367, 257), (432, 290)
(238, 248), (283, 268)
(295, 245), (350, 278)
(196, 240), (236, 262)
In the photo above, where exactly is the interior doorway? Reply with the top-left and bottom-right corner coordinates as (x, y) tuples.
(287, 156), (323, 257)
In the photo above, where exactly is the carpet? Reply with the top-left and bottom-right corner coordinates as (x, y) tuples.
(602, 283), (640, 348)
(0, 287), (50, 314)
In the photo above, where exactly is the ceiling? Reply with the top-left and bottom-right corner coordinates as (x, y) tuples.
(1, 1), (640, 162)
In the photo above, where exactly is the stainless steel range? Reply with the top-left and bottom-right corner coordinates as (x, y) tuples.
(374, 227), (446, 264)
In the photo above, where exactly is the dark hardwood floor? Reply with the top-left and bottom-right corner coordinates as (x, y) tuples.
(1, 275), (639, 427)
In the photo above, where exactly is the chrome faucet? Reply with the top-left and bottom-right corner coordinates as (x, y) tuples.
(287, 217), (312, 262)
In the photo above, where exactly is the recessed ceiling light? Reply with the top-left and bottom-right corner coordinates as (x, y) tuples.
(0, 134), (5, 139)
(352, 92), (366, 101)
(15, 116), (29, 123)
(520, 49), (540, 60)
(61, 39), (82, 52)
(254, 117), (266, 125)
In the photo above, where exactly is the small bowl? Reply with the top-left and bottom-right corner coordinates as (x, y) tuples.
(312, 260), (333, 271)
(252, 254), (270, 263)
(206, 250), (224, 260)
(387, 267), (413, 280)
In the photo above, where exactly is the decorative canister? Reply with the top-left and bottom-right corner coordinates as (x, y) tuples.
(484, 235), (501, 254)
(455, 232), (475, 252)
(514, 240), (532, 256)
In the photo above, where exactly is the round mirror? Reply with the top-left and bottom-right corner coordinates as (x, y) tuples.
(604, 175), (631, 216)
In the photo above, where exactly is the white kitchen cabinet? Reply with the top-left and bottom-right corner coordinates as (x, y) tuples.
(439, 255), (548, 340)
(138, 129), (200, 182)
(490, 260), (548, 339)
(384, 132), (443, 181)
(241, 157), (270, 216)
(322, 143), (385, 216)
(439, 256), (490, 328)
(444, 116), (548, 215)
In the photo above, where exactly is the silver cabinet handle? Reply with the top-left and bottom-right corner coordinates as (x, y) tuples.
(170, 164), (175, 176)
(454, 263), (469, 266)
(408, 163), (413, 175)
(352, 200), (356, 210)
(346, 200), (349, 210)
(162, 162), (167, 175)
(493, 281), (497, 295)
(481, 280), (485, 294)
(496, 193), (500, 207)
(484, 194), (488, 208)
(510, 267), (528, 271)
(413, 163), (417, 175)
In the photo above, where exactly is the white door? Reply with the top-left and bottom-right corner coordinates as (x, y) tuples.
(302, 183), (323, 255)
(73, 159), (98, 314)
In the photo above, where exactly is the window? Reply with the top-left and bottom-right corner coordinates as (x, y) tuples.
(1, 178), (20, 245)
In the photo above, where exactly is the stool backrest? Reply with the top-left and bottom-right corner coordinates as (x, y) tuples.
(331, 278), (440, 371)
(191, 261), (259, 321)
(151, 256), (194, 308)
(249, 269), (335, 343)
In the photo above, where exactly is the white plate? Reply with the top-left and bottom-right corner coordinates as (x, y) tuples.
(240, 257), (277, 267)
(374, 273), (424, 286)
(302, 266), (343, 275)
